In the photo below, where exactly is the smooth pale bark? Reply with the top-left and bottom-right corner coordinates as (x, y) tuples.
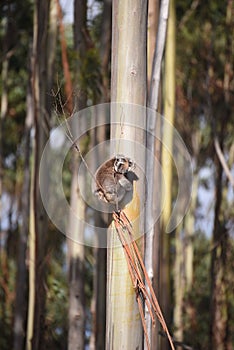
(67, 155), (85, 350)
(26, 138), (36, 350)
(26, 3), (42, 348)
(151, 124), (162, 350)
(184, 171), (198, 291)
(173, 224), (184, 346)
(106, 1), (147, 348)
(173, 171), (198, 346)
(148, 0), (170, 111)
(147, 0), (159, 86)
(67, 1), (87, 348)
(145, 0), (169, 348)
(55, 1), (87, 345)
(160, 1), (175, 349)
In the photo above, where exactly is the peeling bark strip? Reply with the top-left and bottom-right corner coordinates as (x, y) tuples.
(113, 211), (175, 350)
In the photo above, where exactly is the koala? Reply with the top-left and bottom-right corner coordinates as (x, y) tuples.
(94, 155), (136, 205)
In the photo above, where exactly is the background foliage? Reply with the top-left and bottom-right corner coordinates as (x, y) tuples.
(0, 0), (233, 349)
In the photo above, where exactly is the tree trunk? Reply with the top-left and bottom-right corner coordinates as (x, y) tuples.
(173, 224), (184, 349)
(74, 0), (87, 110)
(26, 134), (36, 350)
(67, 155), (85, 350)
(210, 2), (232, 348)
(67, 1), (87, 348)
(13, 74), (33, 350)
(184, 170), (198, 292)
(210, 153), (227, 350)
(173, 170), (198, 347)
(0, 7), (11, 337)
(90, 2), (112, 346)
(100, 0), (112, 101)
(0, 3), (11, 235)
(160, 1), (175, 349)
(151, 126), (162, 350)
(147, 0), (159, 87)
(146, 0), (169, 347)
(89, 115), (108, 350)
(106, 1), (148, 348)
(56, 0), (73, 114)
(26, 1), (55, 348)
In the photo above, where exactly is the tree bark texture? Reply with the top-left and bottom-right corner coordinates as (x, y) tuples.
(106, 1), (148, 349)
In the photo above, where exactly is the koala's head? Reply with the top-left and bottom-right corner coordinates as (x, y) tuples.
(114, 155), (135, 174)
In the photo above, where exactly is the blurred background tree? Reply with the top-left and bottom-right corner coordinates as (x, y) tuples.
(0, 0), (233, 349)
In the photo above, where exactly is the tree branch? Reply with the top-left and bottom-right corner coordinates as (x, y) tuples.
(148, 0), (170, 111)
(214, 137), (234, 188)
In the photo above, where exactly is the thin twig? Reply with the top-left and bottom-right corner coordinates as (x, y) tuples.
(51, 85), (108, 200)
(214, 137), (234, 188)
(148, 0), (170, 111)
(178, 0), (200, 30)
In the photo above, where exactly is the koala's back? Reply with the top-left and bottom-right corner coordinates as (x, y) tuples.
(95, 158), (115, 188)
